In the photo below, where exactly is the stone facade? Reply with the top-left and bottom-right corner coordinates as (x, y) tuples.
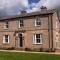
(0, 8), (59, 52)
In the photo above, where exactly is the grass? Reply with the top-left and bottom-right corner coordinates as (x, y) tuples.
(0, 51), (60, 60)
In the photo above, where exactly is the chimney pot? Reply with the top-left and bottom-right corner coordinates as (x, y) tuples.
(21, 10), (26, 14)
(40, 6), (47, 11)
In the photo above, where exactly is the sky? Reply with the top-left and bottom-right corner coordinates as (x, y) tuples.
(0, 0), (60, 18)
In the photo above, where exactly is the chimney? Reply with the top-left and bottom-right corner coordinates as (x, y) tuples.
(21, 10), (27, 14)
(40, 6), (47, 11)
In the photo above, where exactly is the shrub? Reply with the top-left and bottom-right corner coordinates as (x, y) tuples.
(6, 47), (15, 50)
(39, 48), (43, 52)
(25, 48), (31, 51)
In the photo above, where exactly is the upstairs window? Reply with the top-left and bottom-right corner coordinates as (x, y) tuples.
(4, 21), (9, 29)
(3, 35), (9, 44)
(19, 19), (24, 28)
(35, 16), (41, 26)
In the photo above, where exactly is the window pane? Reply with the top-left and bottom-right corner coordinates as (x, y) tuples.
(36, 39), (40, 43)
(36, 16), (40, 21)
(20, 24), (23, 27)
(19, 19), (24, 27)
(36, 16), (41, 26)
(5, 35), (8, 38)
(6, 22), (8, 24)
(6, 25), (8, 28)
(36, 22), (41, 25)
(36, 34), (40, 38)
(20, 20), (23, 23)
(5, 35), (8, 43)
(5, 39), (8, 42)
(5, 21), (8, 28)
(35, 34), (42, 44)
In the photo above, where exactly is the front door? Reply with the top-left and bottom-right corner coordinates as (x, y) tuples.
(19, 34), (23, 47)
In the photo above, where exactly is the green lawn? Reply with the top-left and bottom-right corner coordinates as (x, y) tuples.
(0, 51), (60, 60)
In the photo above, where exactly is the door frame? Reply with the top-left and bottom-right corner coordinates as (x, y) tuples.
(19, 33), (24, 47)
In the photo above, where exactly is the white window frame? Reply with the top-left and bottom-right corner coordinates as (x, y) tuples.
(33, 34), (43, 44)
(4, 21), (9, 29)
(3, 35), (9, 44)
(35, 16), (41, 26)
(19, 19), (24, 28)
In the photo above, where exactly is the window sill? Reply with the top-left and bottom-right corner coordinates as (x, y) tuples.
(35, 25), (41, 27)
(33, 43), (42, 45)
(18, 27), (24, 29)
(4, 28), (8, 30)
(3, 43), (9, 45)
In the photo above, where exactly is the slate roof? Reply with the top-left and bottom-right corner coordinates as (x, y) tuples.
(0, 9), (56, 21)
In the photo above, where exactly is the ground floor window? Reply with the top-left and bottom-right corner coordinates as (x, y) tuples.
(33, 34), (43, 44)
(3, 35), (9, 44)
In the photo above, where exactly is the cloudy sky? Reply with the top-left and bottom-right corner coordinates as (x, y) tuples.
(0, 0), (60, 18)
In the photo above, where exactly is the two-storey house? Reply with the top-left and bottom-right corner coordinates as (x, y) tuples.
(0, 6), (59, 52)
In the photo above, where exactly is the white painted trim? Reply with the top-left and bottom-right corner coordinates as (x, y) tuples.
(4, 22), (8, 29)
(3, 35), (9, 44)
(19, 20), (20, 28)
(3, 35), (5, 43)
(33, 34), (43, 44)
(35, 17), (41, 27)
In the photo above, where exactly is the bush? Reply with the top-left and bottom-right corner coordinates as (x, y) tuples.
(25, 48), (31, 51)
(6, 47), (15, 50)
(39, 48), (43, 52)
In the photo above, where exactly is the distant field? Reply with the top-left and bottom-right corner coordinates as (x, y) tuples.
(0, 51), (60, 60)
